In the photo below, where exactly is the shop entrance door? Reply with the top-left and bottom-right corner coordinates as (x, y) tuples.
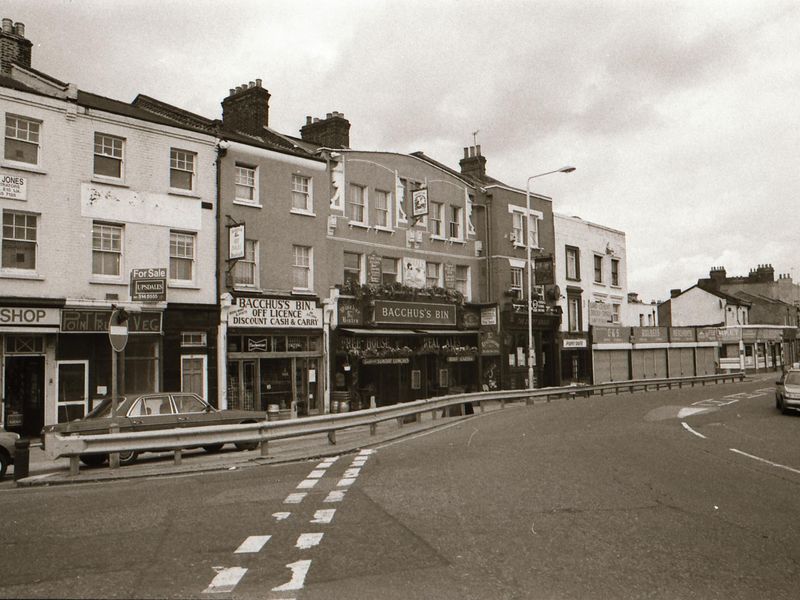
(3, 356), (45, 437)
(295, 358), (320, 415)
(56, 360), (89, 423)
(227, 360), (257, 410)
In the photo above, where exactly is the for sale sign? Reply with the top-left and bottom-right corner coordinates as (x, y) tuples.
(130, 268), (167, 302)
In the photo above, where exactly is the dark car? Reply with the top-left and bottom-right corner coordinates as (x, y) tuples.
(0, 430), (20, 479)
(41, 392), (266, 466)
(775, 369), (800, 414)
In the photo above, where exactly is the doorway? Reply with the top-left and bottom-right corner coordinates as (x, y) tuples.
(3, 355), (45, 437)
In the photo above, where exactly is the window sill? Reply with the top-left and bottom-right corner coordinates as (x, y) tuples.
(1, 161), (47, 175)
(290, 209), (316, 217)
(168, 189), (201, 199)
(89, 277), (127, 286)
(610, 285), (622, 290)
(348, 221), (370, 229)
(0, 270), (44, 281)
(168, 282), (200, 290)
(233, 200), (262, 208)
(566, 277), (581, 283)
(430, 235), (447, 242)
(374, 226), (394, 233)
(90, 177), (128, 188)
(291, 288), (315, 296)
(448, 238), (467, 245)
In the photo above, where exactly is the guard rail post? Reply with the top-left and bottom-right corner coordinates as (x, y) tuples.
(173, 449), (182, 466)
(69, 456), (80, 476)
(260, 439), (269, 457)
(109, 422), (120, 469)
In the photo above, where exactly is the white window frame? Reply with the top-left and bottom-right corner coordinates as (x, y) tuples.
(234, 163), (259, 206)
(426, 262), (442, 288)
(343, 251), (363, 285)
(348, 183), (367, 225)
(508, 205), (542, 248)
(93, 132), (124, 181)
(455, 265), (470, 300)
(449, 205), (463, 240)
(233, 239), (259, 289)
(4, 114), (41, 167)
(381, 256), (399, 284)
(91, 222), (123, 278)
(429, 201), (444, 238)
(1, 210), (37, 272)
(293, 245), (313, 291)
(568, 296), (581, 332)
(510, 266), (524, 300)
(611, 303), (620, 323)
(170, 148), (196, 192)
(181, 354), (208, 399)
(291, 173), (314, 215)
(181, 332), (207, 347)
(594, 254), (604, 284)
(375, 189), (392, 229)
(566, 246), (580, 280)
(169, 230), (196, 285)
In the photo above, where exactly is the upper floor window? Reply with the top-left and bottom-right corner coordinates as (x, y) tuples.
(426, 262), (441, 288)
(512, 212), (524, 245)
(566, 246), (580, 280)
(348, 184), (366, 224)
(510, 267), (524, 300)
(92, 222), (122, 276)
(170, 231), (195, 282)
(429, 201), (443, 237)
(94, 133), (124, 179)
(235, 164), (257, 204)
(181, 332), (207, 347)
(611, 303), (621, 323)
(292, 174), (312, 212)
(568, 295), (582, 332)
(293, 245), (312, 290)
(2, 210), (37, 270)
(455, 265), (469, 298)
(170, 149), (196, 191)
(343, 251), (362, 286)
(233, 239), (258, 288)
(449, 205), (463, 239)
(4, 115), (40, 165)
(382, 256), (399, 284)
(611, 258), (620, 287)
(375, 190), (390, 228)
(593, 255), (603, 283)
(511, 209), (539, 247)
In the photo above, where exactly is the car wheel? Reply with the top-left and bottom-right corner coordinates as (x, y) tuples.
(234, 420), (260, 451)
(0, 450), (9, 480)
(202, 444), (224, 454)
(80, 454), (108, 467)
(118, 450), (138, 466)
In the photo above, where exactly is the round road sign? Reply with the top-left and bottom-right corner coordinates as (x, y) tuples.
(109, 309), (129, 352)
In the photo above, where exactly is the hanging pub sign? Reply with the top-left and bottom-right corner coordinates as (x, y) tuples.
(367, 253), (382, 285)
(229, 224), (245, 260)
(534, 256), (554, 285)
(411, 188), (429, 218)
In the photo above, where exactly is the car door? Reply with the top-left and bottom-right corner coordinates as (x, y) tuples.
(171, 393), (221, 427)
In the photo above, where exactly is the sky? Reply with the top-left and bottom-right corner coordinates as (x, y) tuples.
(5, 0), (800, 303)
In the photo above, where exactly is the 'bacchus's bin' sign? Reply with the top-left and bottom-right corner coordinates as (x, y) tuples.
(228, 297), (322, 328)
(373, 300), (456, 326)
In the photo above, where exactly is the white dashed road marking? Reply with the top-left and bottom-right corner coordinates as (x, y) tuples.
(297, 478), (319, 490)
(343, 467), (361, 478)
(296, 533), (324, 549)
(337, 477), (356, 487)
(272, 560), (312, 592)
(307, 469), (327, 479)
(324, 490), (346, 503)
(234, 535), (271, 554)
(273, 512), (291, 521)
(203, 567), (248, 594)
(311, 509), (336, 524)
(284, 492), (307, 504)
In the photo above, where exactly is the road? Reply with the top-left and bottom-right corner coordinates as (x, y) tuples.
(1, 374), (798, 599)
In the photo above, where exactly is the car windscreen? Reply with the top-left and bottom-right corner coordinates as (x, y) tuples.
(85, 398), (126, 419)
(785, 372), (800, 385)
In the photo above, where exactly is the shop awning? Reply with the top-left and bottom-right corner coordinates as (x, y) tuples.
(416, 329), (477, 335)
(340, 328), (417, 335)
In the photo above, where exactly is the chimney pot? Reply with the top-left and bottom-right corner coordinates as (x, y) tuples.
(13, 22), (23, 36)
(476, 144), (481, 156)
(326, 113), (332, 119)
(670, 288), (682, 298)
(313, 117), (319, 123)
(1, 19), (12, 34)
(463, 147), (469, 159)
(306, 116), (312, 125)
(249, 81), (255, 88)
(256, 78), (262, 87)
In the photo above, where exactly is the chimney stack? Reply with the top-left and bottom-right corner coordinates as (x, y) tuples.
(670, 288), (682, 298)
(300, 111), (350, 149)
(0, 18), (32, 75)
(221, 79), (271, 136)
(459, 145), (487, 181)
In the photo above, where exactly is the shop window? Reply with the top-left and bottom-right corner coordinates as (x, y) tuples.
(288, 336), (307, 352)
(170, 148), (196, 191)
(4, 114), (40, 165)
(93, 132), (124, 179)
(382, 256), (399, 284)
(123, 336), (160, 396)
(2, 210), (37, 270)
(343, 251), (362, 285)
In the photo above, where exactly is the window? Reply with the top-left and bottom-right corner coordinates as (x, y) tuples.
(426, 262), (441, 287)
(233, 239), (258, 287)
(170, 148), (195, 190)
(349, 184), (366, 224)
(429, 201), (443, 236)
(93, 133), (124, 179)
(611, 303), (620, 323)
(235, 164), (257, 203)
(527, 214), (539, 247)
(568, 296), (582, 332)
(4, 115), (40, 165)
(510, 267), (524, 299)
(170, 231), (195, 282)
(512, 212), (524, 245)
(343, 251), (362, 286)
(292, 174), (312, 212)
(512, 210), (538, 247)
(375, 190), (390, 228)
(455, 265), (469, 297)
(639, 314), (645, 326)
(449, 205), (462, 239)
(181, 332), (207, 347)
(2, 210), (37, 270)
(382, 257), (399, 284)
(92, 222), (122, 276)
(594, 255), (603, 283)
(611, 259), (620, 287)
(566, 246), (580, 280)
(293, 245), (312, 290)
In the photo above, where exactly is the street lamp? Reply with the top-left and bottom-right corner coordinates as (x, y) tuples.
(526, 166), (576, 390)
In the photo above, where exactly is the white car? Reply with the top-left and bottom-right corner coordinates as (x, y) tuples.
(775, 369), (800, 414)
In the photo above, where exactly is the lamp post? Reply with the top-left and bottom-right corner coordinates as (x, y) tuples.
(526, 166), (576, 390)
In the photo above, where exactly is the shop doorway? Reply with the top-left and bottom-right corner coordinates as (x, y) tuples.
(228, 357), (320, 416)
(56, 360), (89, 423)
(3, 355), (45, 437)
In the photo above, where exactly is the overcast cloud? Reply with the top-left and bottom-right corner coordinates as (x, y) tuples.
(7, 0), (800, 302)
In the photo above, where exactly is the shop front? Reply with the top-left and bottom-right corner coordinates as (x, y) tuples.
(56, 307), (164, 424)
(1, 303), (61, 437)
(560, 334), (591, 385)
(226, 296), (323, 418)
(332, 297), (479, 408)
(500, 303), (560, 389)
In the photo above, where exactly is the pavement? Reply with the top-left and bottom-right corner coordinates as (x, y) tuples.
(5, 402), (501, 488)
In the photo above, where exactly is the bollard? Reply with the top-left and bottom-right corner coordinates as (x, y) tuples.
(260, 440), (269, 457)
(13, 438), (30, 481)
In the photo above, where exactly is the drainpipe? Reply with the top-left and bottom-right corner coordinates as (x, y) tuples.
(218, 292), (232, 410)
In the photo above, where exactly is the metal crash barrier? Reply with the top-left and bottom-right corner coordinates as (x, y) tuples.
(41, 371), (746, 475)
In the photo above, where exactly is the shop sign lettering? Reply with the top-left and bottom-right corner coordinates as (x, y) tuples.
(374, 300), (455, 326)
(60, 310), (162, 333)
(669, 327), (696, 342)
(563, 338), (587, 348)
(480, 331), (501, 355)
(0, 307), (60, 326)
(592, 326), (630, 344)
(0, 172), (27, 200)
(631, 327), (668, 343)
(229, 297), (322, 329)
(338, 300), (362, 326)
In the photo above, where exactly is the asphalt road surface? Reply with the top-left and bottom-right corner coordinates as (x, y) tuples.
(1, 374), (797, 599)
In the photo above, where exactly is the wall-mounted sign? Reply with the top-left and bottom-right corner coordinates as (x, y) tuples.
(130, 267), (167, 302)
(534, 256), (554, 286)
(444, 263), (457, 290)
(631, 327), (668, 343)
(61, 310), (162, 333)
(481, 307), (497, 327)
(403, 256), (426, 288)
(592, 326), (630, 344)
(589, 301), (613, 325)
(229, 224), (245, 260)
(412, 188), (428, 218)
(669, 327), (696, 342)
(0, 307), (60, 327)
(480, 330), (501, 355)
(0, 172), (27, 200)
(367, 253), (382, 285)
(462, 308), (480, 329)
(373, 300), (456, 326)
(563, 338), (587, 349)
(338, 299), (362, 327)
(228, 297), (322, 329)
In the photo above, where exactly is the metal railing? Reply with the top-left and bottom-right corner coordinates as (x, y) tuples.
(41, 371), (745, 475)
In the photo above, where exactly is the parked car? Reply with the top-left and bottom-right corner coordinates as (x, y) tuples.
(41, 392), (266, 466)
(0, 430), (20, 479)
(775, 369), (800, 414)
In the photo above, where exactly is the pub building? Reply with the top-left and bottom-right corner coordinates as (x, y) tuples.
(500, 300), (561, 389)
(331, 288), (481, 408)
(223, 295), (324, 418)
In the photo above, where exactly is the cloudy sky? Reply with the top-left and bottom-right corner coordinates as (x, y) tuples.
(7, 0), (800, 302)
